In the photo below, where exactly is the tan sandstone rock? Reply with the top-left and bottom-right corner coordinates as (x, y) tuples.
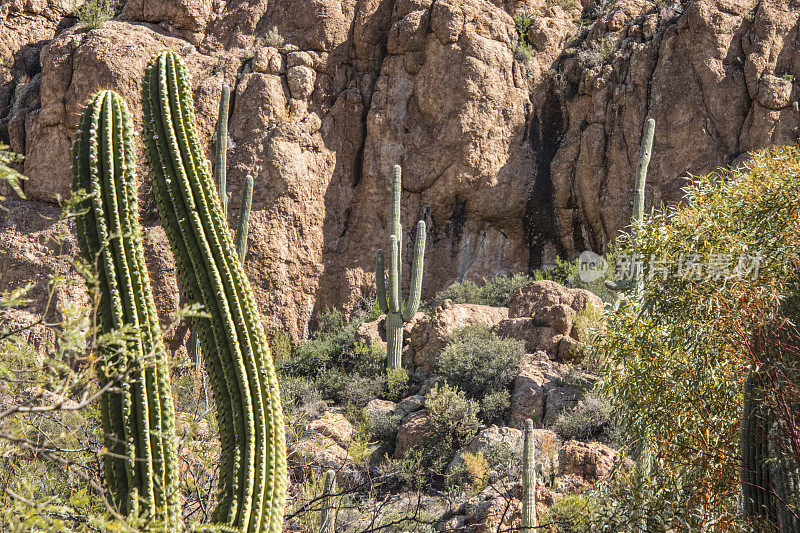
(394, 409), (432, 459)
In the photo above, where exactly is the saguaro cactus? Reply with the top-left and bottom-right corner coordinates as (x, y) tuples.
(606, 117), (655, 298)
(72, 90), (180, 528)
(319, 469), (336, 533)
(522, 418), (538, 530)
(376, 165), (426, 370)
(741, 370), (800, 532)
(190, 86), (253, 369)
(143, 51), (286, 533)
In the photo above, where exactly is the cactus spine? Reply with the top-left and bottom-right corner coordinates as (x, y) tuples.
(142, 51), (286, 532)
(522, 418), (537, 530)
(72, 90), (180, 527)
(376, 165), (426, 370)
(318, 469), (336, 533)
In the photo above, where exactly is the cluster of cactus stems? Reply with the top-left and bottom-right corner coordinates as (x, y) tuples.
(605, 117), (655, 300)
(142, 51), (286, 532)
(190, 84), (254, 370)
(376, 165), (426, 370)
(72, 90), (181, 527)
(318, 469), (336, 533)
(522, 418), (538, 530)
(741, 370), (800, 532)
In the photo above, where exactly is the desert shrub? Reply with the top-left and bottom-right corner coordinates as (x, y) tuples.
(352, 341), (385, 377)
(369, 411), (403, 443)
(513, 12), (533, 48)
(280, 375), (323, 414)
(264, 26), (285, 46)
(544, 494), (595, 532)
(268, 330), (292, 367)
(554, 394), (619, 444)
(433, 273), (534, 307)
(591, 146), (800, 529)
(74, 0), (117, 29)
(479, 389), (511, 425)
(338, 373), (386, 408)
(0, 144), (25, 200)
(437, 325), (524, 400)
(425, 383), (480, 466)
(385, 367), (410, 401)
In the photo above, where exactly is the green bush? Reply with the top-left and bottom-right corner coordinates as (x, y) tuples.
(553, 394), (619, 445)
(591, 146), (800, 527)
(352, 341), (385, 377)
(280, 375), (323, 414)
(74, 0), (117, 29)
(338, 373), (385, 408)
(432, 273), (534, 307)
(385, 367), (410, 402)
(437, 325), (524, 400)
(425, 383), (480, 466)
(479, 389), (511, 425)
(369, 411), (402, 443)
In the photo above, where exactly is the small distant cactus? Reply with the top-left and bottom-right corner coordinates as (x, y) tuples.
(522, 418), (538, 530)
(376, 165), (426, 370)
(319, 469), (336, 533)
(190, 85), (254, 369)
(606, 117), (655, 297)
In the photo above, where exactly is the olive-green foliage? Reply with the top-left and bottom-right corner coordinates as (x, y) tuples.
(74, 0), (116, 29)
(424, 383), (480, 467)
(0, 143), (25, 200)
(514, 12), (533, 48)
(479, 389), (511, 425)
(592, 146), (800, 529)
(437, 324), (524, 401)
(553, 394), (619, 445)
(385, 367), (410, 402)
(281, 308), (363, 377)
(432, 273), (534, 307)
(72, 90), (180, 526)
(544, 494), (595, 532)
(369, 411), (403, 443)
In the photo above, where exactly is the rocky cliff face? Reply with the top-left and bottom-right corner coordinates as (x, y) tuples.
(1, 0), (798, 340)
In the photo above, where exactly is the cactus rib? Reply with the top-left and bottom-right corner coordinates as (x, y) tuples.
(72, 90), (180, 528)
(143, 51), (286, 533)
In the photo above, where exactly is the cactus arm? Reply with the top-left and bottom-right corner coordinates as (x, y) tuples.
(376, 249), (388, 314)
(215, 85), (230, 217)
(387, 234), (400, 314)
(632, 117), (655, 231)
(522, 418), (537, 530)
(235, 174), (253, 264)
(144, 51), (287, 533)
(391, 165), (402, 282)
(402, 220), (426, 320)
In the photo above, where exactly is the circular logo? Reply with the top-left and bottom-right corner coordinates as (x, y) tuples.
(578, 251), (608, 283)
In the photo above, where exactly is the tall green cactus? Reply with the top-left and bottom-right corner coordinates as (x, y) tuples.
(741, 370), (800, 532)
(72, 90), (180, 528)
(318, 469), (336, 533)
(606, 117), (655, 298)
(190, 87), (253, 370)
(376, 165), (426, 370)
(142, 51), (286, 532)
(522, 418), (537, 531)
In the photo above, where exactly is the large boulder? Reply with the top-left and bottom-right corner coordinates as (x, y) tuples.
(507, 280), (602, 320)
(558, 440), (630, 482)
(394, 409), (432, 459)
(511, 351), (597, 426)
(410, 303), (508, 372)
(305, 411), (354, 447)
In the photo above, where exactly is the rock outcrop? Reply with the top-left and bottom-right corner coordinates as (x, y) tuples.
(2, 0), (799, 342)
